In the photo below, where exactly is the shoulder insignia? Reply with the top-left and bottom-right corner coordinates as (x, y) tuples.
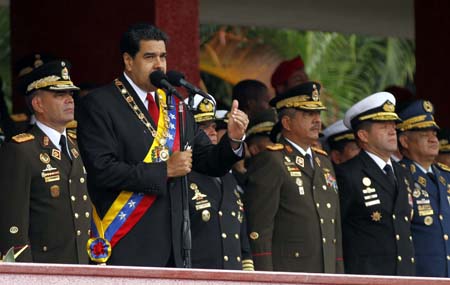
(437, 162), (450, 172)
(65, 120), (77, 129)
(266, 143), (284, 151)
(312, 146), (328, 156)
(67, 129), (77, 140)
(12, 133), (35, 143)
(10, 113), (29, 122)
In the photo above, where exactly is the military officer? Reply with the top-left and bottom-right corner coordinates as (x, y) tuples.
(186, 94), (254, 270)
(336, 92), (415, 275)
(244, 82), (344, 273)
(0, 60), (91, 263)
(437, 128), (450, 167)
(322, 119), (360, 165)
(245, 108), (278, 157)
(397, 100), (450, 277)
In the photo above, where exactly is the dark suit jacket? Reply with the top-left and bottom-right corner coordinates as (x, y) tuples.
(76, 74), (241, 267)
(0, 125), (91, 263)
(188, 171), (252, 270)
(244, 137), (344, 273)
(336, 150), (415, 276)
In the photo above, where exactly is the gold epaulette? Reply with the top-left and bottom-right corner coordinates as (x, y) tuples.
(66, 120), (77, 129)
(266, 143), (284, 151)
(312, 146), (328, 156)
(10, 113), (29, 123)
(242, 259), (255, 271)
(67, 129), (77, 140)
(12, 133), (34, 143)
(437, 162), (450, 172)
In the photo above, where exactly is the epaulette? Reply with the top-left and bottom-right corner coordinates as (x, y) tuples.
(67, 129), (77, 140)
(266, 143), (284, 151)
(12, 133), (34, 143)
(312, 146), (328, 156)
(437, 162), (450, 172)
(66, 120), (77, 129)
(10, 113), (28, 123)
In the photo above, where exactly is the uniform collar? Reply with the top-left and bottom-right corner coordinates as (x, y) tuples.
(284, 137), (312, 157)
(36, 120), (67, 150)
(365, 150), (394, 173)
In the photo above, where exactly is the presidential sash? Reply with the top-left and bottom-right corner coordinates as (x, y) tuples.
(87, 86), (179, 263)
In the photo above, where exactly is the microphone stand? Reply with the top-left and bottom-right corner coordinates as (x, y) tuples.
(165, 87), (192, 268)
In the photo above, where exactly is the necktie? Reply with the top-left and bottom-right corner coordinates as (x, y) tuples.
(383, 164), (396, 186)
(304, 153), (314, 174)
(146, 93), (159, 125)
(427, 172), (437, 185)
(59, 134), (71, 160)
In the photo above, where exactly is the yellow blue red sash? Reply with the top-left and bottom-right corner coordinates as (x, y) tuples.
(87, 89), (179, 263)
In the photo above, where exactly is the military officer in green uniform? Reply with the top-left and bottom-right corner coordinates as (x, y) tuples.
(397, 100), (450, 277)
(185, 94), (254, 270)
(0, 60), (91, 263)
(244, 82), (344, 273)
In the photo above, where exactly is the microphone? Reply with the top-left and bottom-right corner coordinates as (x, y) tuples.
(149, 70), (182, 100)
(167, 70), (210, 99)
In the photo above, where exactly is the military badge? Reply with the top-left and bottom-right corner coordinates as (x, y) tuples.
(324, 172), (338, 192)
(404, 178), (409, 186)
(285, 145), (293, 153)
(71, 148), (79, 159)
(418, 176), (426, 187)
(421, 190), (429, 197)
(295, 156), (304, 167)
(284, 156), (292, 163)
(382, 100), (395, 112)
(312, 84), (319, 101)
(290, 171), (301, 177)
(315, 156), (321, 167)
(9, 226), (18, 234)
(362, 177), (371, 187)
(87, 237), (112, 263)
(195, 200), (211, 210)
(423, 100), (433, 113)
(51, 149), (61, 160)
(238, 211), (243, 223)
(413, 188), (421, 198)
(298, 187), (305, 195)
(249, 232), (259, 240)
(41, 164), (60, 183)
(190, 183), (207, 201)
(296, 178), (303, 186)
(371, 211), (382, 222)
(410, 164), (416, 174)
(43, 136), (49, 146)
(439, 176), (446, 185)
(50, 185), (60, 198)
(39, 153), (50, 164)
(201, 209), (211, 222)
(424, 216), (433, 226)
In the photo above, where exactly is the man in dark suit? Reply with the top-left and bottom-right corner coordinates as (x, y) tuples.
(185, 94), (254, 270)
(0, 60), (91, 263)
(397, 100), (450, 277)
(244, 82), (344, 273)
(76, 23), (248, 267)
(336, 92), (415, 275)
(322, 119), (360, 165)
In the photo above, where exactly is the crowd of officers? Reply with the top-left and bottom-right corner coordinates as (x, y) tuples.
(2, 24), (450, 278)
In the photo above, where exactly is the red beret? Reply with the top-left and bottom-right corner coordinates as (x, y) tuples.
(271, 55), (304, 88)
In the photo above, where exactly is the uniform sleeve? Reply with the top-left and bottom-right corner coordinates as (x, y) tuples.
(76, 94), (168, 195)
(335, 164), (355, 222)
(334, 179), (345, 273)
(0, 143), (33, 261)
(240, 211), (254, 271)
(244, 151), (283, 271)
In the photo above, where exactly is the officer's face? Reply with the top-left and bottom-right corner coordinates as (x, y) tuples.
(332, 141), (360, 164)
(358, 121), (398, 158)
(123, 40), (167, 92)
(400, 129), (439, 161)
(32, 90), (74, 132)
(199, 121), (218, 145)
(283, 109), (321, 148)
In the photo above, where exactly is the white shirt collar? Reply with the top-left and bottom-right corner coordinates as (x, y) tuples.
(365, 150), (394, 174)
(123, 72), (154, 105)
(36, 120), (67, 150)
(284, 137), (313, 157)
(413, 162), (433, 174)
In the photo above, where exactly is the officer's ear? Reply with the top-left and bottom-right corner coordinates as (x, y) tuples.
(31, 91), (44, 114)
(356, 129), (369, 144)
(281, 115), (292, 131)
(398, 133), (409, 149)
(123, 52), (133, 72)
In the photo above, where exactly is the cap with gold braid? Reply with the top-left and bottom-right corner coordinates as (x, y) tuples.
(269, 81), (326, 111)
(344, 92), (400, 129)
(323, 119), (355, 147)
(184, 94), (216, 123)
(19, 60), (79, 96)
(396, 100), (439, 132)
(246, 108), (278, 139)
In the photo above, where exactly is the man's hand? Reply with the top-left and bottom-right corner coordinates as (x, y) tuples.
(167, 149), (192, 177)
(227, 100), (249, 149)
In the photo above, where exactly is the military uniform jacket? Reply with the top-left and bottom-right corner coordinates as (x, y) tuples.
(400, 158), (450, 277)
(336, 150), (415, 275)
(76, 74), (242, 267)
(244, 137), (344, 273)
(188, 171), (253, 270)
(0, 125), (91, 263)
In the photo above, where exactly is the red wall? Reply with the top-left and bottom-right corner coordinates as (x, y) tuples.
(10, 0), (199, 112)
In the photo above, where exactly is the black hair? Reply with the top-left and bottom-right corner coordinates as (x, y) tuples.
(120, 23), (169, 58)
(231, 80), (268, 110)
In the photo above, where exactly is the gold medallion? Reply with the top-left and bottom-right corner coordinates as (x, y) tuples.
(51, 149), (61, 160)
(50, 185), (60, 198)
(410, 164), (416, 174)
(423, 100), (433, 113)
(413, 188), (421, 198)
(371, 211), (382, 222)
(362, 177), (371, 187)
(201, 209), (211, 222)
(418, 176), (426, 187)
(40, 153), (50, 164)
(159, 149), (169, 161)
(249, 232), (259, 240)
(424, 216), (433, 226)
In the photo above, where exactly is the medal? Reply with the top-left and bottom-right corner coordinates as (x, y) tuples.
(87, 237), (112, 263)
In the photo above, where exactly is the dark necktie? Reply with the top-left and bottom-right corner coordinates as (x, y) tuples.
(304, 153), (314, 173)
(383, 164), (396, 186)
(59, 134), (71, 160)
(427, 172), (437, 185)
(146, 92), (159, 124)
